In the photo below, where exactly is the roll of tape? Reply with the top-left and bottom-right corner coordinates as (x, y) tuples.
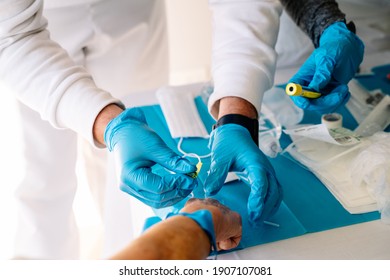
(321, 113), (343, 129)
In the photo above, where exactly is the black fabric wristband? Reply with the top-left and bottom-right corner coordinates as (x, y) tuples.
(213, 114), (259, 146)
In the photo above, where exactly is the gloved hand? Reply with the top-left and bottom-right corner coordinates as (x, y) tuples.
(289, 21), (364, 113)
(204, 124), (283, 226)
(104, 108), (198, 208)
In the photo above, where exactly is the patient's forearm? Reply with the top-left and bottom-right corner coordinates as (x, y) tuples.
(109, 216), (210, 260)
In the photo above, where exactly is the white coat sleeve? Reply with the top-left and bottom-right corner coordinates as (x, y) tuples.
(208, 0), (282, 118)
(0, 0), (123, 147)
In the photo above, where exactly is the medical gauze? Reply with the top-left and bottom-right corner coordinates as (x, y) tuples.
(156, 86), (209, 138)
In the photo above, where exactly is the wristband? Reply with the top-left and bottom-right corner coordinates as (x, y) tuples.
(171, 210), (217, 258)
(213, 114), (259, 146)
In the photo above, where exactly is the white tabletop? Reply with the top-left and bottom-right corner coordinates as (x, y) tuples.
(219, 220), (390, 260)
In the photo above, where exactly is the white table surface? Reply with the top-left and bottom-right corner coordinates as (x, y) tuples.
(219, 220), (390, 260)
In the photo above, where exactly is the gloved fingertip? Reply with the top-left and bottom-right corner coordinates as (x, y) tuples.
(338, 84), (349, 94)
(181, 177), (198, 191)
(204, 170), (225, 196)
(151, 202), (164, 209)
(289, 77), (307, 87)
(341, 91), (351, 105)
(168, 156), (197, 174)
(205, 189), (218, 197)
(247, 195), (266, 226)
(291, 96), (309, 109)
(248, 213), (263, 228)
(119, 184), (130, 195)
(203, 181), (220, 197)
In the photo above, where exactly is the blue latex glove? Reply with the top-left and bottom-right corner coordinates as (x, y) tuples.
(290, 21), (364, 113)
(204, 124), (283, 226)
(104, 108), (198, 208)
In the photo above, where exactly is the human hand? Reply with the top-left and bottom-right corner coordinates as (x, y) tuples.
(289, 22), (364, 113)
(104, 108), (198, 208)
(204, 124), (283, 226)
(181, 198), (242, 251)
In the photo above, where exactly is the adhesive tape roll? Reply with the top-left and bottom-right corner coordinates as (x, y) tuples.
(321, 113), (343, 129)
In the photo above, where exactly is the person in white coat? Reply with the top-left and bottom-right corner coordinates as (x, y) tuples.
(0, 0), (284, 260)
(0, 0), (171, 259)
(1, 0), (362, 260)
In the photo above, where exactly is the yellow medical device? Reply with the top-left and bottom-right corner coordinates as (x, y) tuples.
(186, 161), (203, 179)
(285, 83), (321, 99)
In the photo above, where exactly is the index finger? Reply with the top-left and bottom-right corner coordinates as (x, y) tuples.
(245, 166), (269, 225)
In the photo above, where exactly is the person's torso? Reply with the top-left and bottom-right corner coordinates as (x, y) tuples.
(44, 0), (101, 9)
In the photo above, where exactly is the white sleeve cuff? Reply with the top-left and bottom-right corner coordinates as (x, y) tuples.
(208, 0), (282, 118)
(56, 78), (124, 148)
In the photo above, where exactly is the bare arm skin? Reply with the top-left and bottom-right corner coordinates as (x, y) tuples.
(218, 97), (258, 119)
(109, 198), (242, 260)
(93, 104), (124, 146)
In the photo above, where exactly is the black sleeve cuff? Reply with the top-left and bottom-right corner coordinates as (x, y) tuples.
(213, 114), (259, 146)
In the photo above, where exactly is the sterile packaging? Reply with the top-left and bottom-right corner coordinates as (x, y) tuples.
(350, 132), (390, 224)
(258, 105), (282, 158)
(346, 79), (374, 123)
(258, 86), (304, 158)
(354, 95), (390, 137)
(284, 124), (361, 146)
(156, 86), (209, 138)
(346, 78), (386, 124)
(284, 127), (390, 222)
(283, 127), (376, 214)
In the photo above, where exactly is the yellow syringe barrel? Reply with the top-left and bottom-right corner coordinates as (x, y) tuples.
(285, 83), (321, 99)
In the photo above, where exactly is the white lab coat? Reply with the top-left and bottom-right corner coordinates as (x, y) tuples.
(0, 0), (168, 145)
(208, 0), (283, 118)
(0, 0), (286, 259)
(0, 0), (168, 259)
(0, 0), (312, 259)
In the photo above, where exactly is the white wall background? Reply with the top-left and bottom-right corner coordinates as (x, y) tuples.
(165, 0), (212, 85)
(0, 86), (21, 260)
(0, 0), (212, 260)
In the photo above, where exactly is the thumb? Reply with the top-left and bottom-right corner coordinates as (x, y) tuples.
(309, 56), (334, 91)
(204, 160), (229, 196)
(147, 134), (197, 174)
(290, 96), (310, 110)
(245, 167), (268, 226)
(314, 84), (350, 113)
